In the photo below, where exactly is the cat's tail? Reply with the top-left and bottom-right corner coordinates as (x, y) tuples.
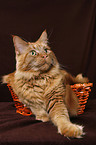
(75, 74), (89, 84)
(61, 70), (89, 84)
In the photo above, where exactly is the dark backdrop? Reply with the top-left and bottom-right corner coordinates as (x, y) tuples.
(0, 0), (96, 101)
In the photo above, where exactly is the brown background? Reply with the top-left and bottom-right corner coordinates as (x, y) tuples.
(0, 0), (96, 100)
(0, 1), (96, 144)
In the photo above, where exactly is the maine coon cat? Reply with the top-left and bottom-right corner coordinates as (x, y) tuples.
(2, 30), (89, 138)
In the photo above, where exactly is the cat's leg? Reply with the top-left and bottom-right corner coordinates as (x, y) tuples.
(47, 98), (84, 138)
(64, 85), (79, 117)
(30, 106), (49, 122)
(36, 110), (49, 122)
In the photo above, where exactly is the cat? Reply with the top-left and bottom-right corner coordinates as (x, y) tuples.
(2, 30), (89, 138)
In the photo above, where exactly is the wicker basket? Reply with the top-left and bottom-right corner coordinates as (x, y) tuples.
(71, 83), (93, 114)
(7, 83), (93, 116)
(7, 84), (32, 116)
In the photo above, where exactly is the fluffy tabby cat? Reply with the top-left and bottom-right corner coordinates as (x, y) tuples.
(2, 30), (89, 138)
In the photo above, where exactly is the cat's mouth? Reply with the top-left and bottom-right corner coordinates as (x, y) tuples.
(32, 58), (54, 72)
(37, 61), (53, 72)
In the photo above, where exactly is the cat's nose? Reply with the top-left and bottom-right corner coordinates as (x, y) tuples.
(42, 55), (48, 59)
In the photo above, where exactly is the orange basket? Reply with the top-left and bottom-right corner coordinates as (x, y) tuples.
(71, 83), (93, 114)
(7, 84), (32, 116)
(7, 83), (93, 116)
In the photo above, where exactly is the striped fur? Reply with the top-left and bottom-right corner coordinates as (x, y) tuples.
(2, 30), (89, 138)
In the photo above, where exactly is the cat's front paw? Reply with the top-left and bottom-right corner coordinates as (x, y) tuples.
(58, 123), (84, 138)
(36, 115), (49, 122)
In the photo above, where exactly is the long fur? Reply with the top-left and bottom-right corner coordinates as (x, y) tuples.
(2, 30), (89, 138)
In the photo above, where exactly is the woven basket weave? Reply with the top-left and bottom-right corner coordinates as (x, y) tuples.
(7, 83), (93, 116)
(71, 83), (93, 114)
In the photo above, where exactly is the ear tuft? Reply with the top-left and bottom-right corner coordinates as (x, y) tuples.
(12, 35), (15, 38)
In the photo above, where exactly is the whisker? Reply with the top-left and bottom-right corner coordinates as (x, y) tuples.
(59, 63), (69, 70)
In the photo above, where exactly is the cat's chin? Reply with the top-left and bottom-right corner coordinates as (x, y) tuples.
(38, 63), (53, 73)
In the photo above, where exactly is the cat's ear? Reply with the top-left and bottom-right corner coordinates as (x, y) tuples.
(12, 35), (28, 55)
(37, 30), (48, 44)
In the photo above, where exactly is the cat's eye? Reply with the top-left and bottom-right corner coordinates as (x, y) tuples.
(44, 49), (48, 53)
(31, 50), (37, 56)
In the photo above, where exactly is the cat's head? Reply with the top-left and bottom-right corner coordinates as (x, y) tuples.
(13, 30), (59, 73)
